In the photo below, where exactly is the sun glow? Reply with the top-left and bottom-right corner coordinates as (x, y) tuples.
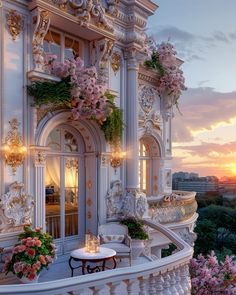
(225, 163), (236, 175)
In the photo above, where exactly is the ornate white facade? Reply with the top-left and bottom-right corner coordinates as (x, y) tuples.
(0, 0), (197, 278)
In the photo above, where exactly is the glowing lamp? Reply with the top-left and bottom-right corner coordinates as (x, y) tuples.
(3, 119), (27, 175)
(110, 148), (126, 173)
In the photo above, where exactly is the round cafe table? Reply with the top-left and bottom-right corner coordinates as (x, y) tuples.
(69, 247), (117, 276)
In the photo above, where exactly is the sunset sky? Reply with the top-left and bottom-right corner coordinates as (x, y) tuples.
(148, 0), (236, 178)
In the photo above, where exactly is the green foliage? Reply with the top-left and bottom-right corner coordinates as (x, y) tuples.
(194, 218), (217, 256)
(27, 77), (72, 107)
(144, 52), (165, 76)
(120, 217), (149, 240)
(194, 205), (236, 260)
(162, 243), (177, 258)
(196, 194), (223, 208)
(101, 107), (123, 147)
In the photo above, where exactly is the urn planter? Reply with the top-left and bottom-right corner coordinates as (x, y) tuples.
(131, 239), (145, 260)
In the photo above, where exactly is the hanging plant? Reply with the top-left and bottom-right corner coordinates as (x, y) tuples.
(144, 42), (187, 106)
(101, 107), (123, 147)
(27, 55), (124, 146)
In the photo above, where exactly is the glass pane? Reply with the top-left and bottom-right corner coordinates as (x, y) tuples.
(64, 130), (78, 152)
(43, 30), (61, 60)
(45, 156), (61, 239)
(46, 128), (61, 151)
(65, 157), (79, 237)
(65, 36), (80, 60)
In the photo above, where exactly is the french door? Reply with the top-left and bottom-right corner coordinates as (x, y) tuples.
(45, 126), (85, 253)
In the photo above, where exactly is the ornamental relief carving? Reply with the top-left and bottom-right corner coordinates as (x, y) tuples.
(0, 182), (34, 231)
(6, 10), (24, 41)
(138, 85), (162, 133)
(148, 194), (198, 224)
(106, 180), (124, 220)
(51, 0), (114, 32)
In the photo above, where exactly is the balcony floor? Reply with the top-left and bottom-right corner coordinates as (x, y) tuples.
(0, 254), (152, 285)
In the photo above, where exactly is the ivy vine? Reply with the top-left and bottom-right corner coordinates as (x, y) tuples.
(144, 52), (165, 76)
(101, 107), (123, 147)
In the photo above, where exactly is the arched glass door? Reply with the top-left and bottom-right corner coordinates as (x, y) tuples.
(45, 125), (85, 253)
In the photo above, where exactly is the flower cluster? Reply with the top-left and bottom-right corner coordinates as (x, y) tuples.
(3, 226), (56, 281)
(190, 252), (236, 294)
(46, 55), (113, 122)
(145, 42), (187, 104)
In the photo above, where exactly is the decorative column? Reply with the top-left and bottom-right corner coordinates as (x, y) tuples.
(32, 147), (47, 230)
(126, 48), (139, 190)
(123, 48), (148, 218)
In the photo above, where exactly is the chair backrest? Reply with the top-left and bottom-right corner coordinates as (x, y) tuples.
(98, 223), (128, 236)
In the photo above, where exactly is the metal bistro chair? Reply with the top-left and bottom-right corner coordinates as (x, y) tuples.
(98, 223), (132, 266)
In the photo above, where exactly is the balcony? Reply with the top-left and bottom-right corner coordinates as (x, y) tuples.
(0, 219), (193, 295)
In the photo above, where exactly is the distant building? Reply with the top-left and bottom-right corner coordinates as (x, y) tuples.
(173, 172), (219, 196)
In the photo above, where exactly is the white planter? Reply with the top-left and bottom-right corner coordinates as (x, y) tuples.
(19, 274), (40, 284)
(131, 239), (145, 260)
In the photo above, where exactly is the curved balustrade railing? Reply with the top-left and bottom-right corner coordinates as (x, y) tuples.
(148, 190), (197, 224)
(0, 219), (193, 295)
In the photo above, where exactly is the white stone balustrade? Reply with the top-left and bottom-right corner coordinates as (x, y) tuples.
(0, 220), (193, 295)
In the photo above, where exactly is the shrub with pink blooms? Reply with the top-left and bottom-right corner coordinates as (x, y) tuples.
(190, 252), (236, 294)
(3, 226), (56, 281)
(145, 42), (187, 105)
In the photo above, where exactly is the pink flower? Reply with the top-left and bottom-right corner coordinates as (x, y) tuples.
(26, 248), (35, 257)
(45, 255), (52, 263)
(39, 255), (47, 265)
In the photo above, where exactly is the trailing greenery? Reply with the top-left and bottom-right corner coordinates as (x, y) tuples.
(27, 77), (72, 107)
(100, 107), (123, 147)
(27, 79), (124, 147)
(120, 217), (149, 240)
(144, 52), (165, 76)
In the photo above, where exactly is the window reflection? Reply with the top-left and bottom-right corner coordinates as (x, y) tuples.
(65, 157), (78, 237)
(45, 156), (61, 239)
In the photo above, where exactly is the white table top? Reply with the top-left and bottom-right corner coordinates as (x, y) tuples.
(70, 246), (116, 260)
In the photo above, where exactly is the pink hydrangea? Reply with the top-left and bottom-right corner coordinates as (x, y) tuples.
(190, 252), (236, 294)
(45, 55), (112, 122)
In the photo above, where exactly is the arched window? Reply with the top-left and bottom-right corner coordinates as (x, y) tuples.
(139, 136), (161, 196)
(45, 125), (85, 251)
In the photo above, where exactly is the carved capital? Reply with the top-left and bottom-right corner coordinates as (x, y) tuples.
(32, 9), (50, 72)
(34, 150), (46, 166)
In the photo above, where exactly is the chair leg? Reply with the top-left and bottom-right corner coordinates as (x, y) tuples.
(129, 255), (131, 267)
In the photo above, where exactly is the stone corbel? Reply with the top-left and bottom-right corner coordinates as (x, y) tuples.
(32, 9), (50, 72)
(90, 38), (114, 84)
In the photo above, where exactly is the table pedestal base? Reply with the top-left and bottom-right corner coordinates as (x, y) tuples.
(69, 256), (117, 276)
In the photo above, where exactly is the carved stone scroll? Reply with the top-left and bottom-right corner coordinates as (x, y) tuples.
(0, 182), (34, 228)
(32, 10), (50, 72)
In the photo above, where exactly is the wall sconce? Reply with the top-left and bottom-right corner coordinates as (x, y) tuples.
(3, 119), (27, 175)
(110, 148), (126, 173)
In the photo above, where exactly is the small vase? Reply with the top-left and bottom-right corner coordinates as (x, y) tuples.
(19, 274), (40, 284)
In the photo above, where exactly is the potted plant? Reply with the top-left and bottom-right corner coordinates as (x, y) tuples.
(120, 217), (149, 259)
(3, 226), (56, 283)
